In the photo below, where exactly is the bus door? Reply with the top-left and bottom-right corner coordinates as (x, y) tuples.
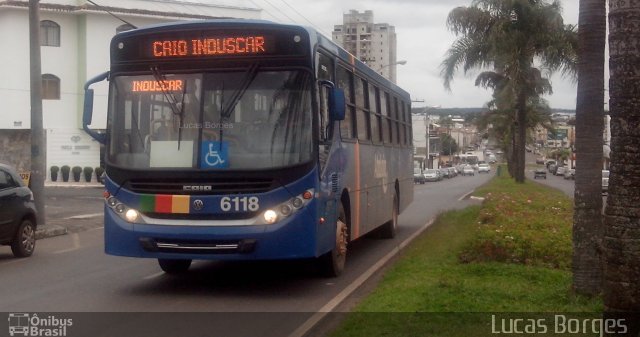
(316, 51), (340, 247)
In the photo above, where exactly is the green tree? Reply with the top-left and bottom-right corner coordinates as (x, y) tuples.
(604, 0), (640, 321)
(573, 0), (606, 296)
(439, 133), (459, 156)
(441, 0), (577, 183)
(475, 68), (554, 176)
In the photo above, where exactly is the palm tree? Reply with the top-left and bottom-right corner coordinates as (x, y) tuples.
(604, 0), (640, 320)
(572, 0), (606, 296)
(441, 0), (577, 183)
(475, 68), (554, 177)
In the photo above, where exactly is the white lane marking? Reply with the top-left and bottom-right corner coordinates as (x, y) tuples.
(287, 218), (436, 337)
(53, 233), (81, 254)
(143, 272), (166, 280)
(458, 189), (475, 201)
(65, 213), (102, 220)
(87, 226), (104, 232)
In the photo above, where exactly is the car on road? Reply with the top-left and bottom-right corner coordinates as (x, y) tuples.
(462, 165), (475, 176)
(414, 168), (425, 184)
(555, 166), (566, 176)
(439, 168), (451, 179)
(545, 160), (557, 169)
(0, 163), (37, 257)
(602, 170), (610, 193)
(535, 157), (545, 165)
(423, 169), (440, 182)
(477, 163), (491, 173)
(533, 168), (547, 179)
(447, 167), (458, 177)
(563, 168), (575, 180)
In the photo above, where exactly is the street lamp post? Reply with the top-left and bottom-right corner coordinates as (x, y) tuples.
(377, 60), (407, 83)
(376, 60), (407, 71)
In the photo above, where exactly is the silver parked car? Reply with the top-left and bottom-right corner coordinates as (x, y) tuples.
(423, 169), (440, 182)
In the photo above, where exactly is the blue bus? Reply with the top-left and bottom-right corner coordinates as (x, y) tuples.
(83, 19), (413, 276)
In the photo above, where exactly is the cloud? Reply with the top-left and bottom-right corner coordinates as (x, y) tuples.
(206, 0), (583, 109)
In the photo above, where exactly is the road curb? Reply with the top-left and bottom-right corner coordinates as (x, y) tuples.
(45, 183), (103, 188)
(36, 224), (68, 240)
(288, 217), (437, 337)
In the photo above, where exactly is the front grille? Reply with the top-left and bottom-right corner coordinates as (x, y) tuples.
(141, 212), (259, 220)
(127, 178), (277, 195)
(140, 238), (256, 254)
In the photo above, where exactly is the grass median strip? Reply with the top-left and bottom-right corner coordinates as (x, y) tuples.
(328, 172), (602, 337)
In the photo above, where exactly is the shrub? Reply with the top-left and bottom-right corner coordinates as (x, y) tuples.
(50, 166), (59, 181)
(83, 166), (94, 182)
(95, 167), (104, 182)
(61, 165), (71, 182)
(71, 166), (82, 182)
(458, 176), (573, 270)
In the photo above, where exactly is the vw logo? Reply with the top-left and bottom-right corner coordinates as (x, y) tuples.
(193, 199), (204, 211)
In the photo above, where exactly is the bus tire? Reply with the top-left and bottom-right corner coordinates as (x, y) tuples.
(158, 259), (192, 274)
(319, 204), (348, 277)
(378, 193), (398, 239)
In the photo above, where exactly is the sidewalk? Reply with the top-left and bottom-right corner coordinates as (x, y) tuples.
(36, 182), (105, 240)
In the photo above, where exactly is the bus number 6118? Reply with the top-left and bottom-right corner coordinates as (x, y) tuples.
(220, 196), (260, 212)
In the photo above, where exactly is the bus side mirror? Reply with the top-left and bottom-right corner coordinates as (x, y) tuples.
(83, 89), (94, 125)
(329, 87), (345, 121)
(83, 72), (109, 144)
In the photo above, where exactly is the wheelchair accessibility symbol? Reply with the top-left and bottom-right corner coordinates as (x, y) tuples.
(201, 141), (229, 168)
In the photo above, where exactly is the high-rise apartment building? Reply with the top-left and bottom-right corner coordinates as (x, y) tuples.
(332, 10), (398, 83)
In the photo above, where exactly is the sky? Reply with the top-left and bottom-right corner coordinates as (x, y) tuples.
(205, 0), (583, 110)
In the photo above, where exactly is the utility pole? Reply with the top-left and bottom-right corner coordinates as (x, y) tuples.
(425, 115), (430, 169)
(29, 0), (45, 226)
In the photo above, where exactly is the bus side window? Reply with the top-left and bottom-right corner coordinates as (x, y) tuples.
(317, 52), (334, 170)
(316, 52), (334, 144)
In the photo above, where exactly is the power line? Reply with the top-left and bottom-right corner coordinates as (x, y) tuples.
(278, 0), (331, 36)
(247, 0), (284, 22)
(260, 0), (299, 24)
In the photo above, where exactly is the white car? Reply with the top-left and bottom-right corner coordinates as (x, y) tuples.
(462, 165), (475, 176)
(423, 169), (440, 182)
(477, 163), (491, 173)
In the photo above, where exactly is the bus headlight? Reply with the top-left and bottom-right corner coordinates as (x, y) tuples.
(104, 194), (145, 224)
(260, 189), (314, 225)
(125, 209), (139, 222)
(263, 210), (278, 224)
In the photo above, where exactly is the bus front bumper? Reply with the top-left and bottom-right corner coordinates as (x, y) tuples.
(104, 205), (322, 261)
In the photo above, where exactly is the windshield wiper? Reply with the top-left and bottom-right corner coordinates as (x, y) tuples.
(215, 63), (260, 152)
(150, 66), (187, 149)
(222, 62), (259, 118)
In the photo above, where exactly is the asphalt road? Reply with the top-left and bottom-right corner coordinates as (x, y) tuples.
(526, 152), (575, 198)
(0, 172), (493, 337)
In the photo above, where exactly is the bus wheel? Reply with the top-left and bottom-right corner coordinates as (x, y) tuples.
(379, 193), (398, 239)
(158, 259), (192, 274)
(319, 204), (348, 277)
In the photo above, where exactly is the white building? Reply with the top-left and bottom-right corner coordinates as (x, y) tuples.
(0, 0), (260, 177)
(332, 10), (399, 83)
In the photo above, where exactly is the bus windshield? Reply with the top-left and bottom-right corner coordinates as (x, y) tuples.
(108, 69), (313, 170)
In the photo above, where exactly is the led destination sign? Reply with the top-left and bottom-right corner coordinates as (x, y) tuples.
(112, 28), (308, 63)
(132, 79), (184, 92)
(152, 36), (266, 58)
